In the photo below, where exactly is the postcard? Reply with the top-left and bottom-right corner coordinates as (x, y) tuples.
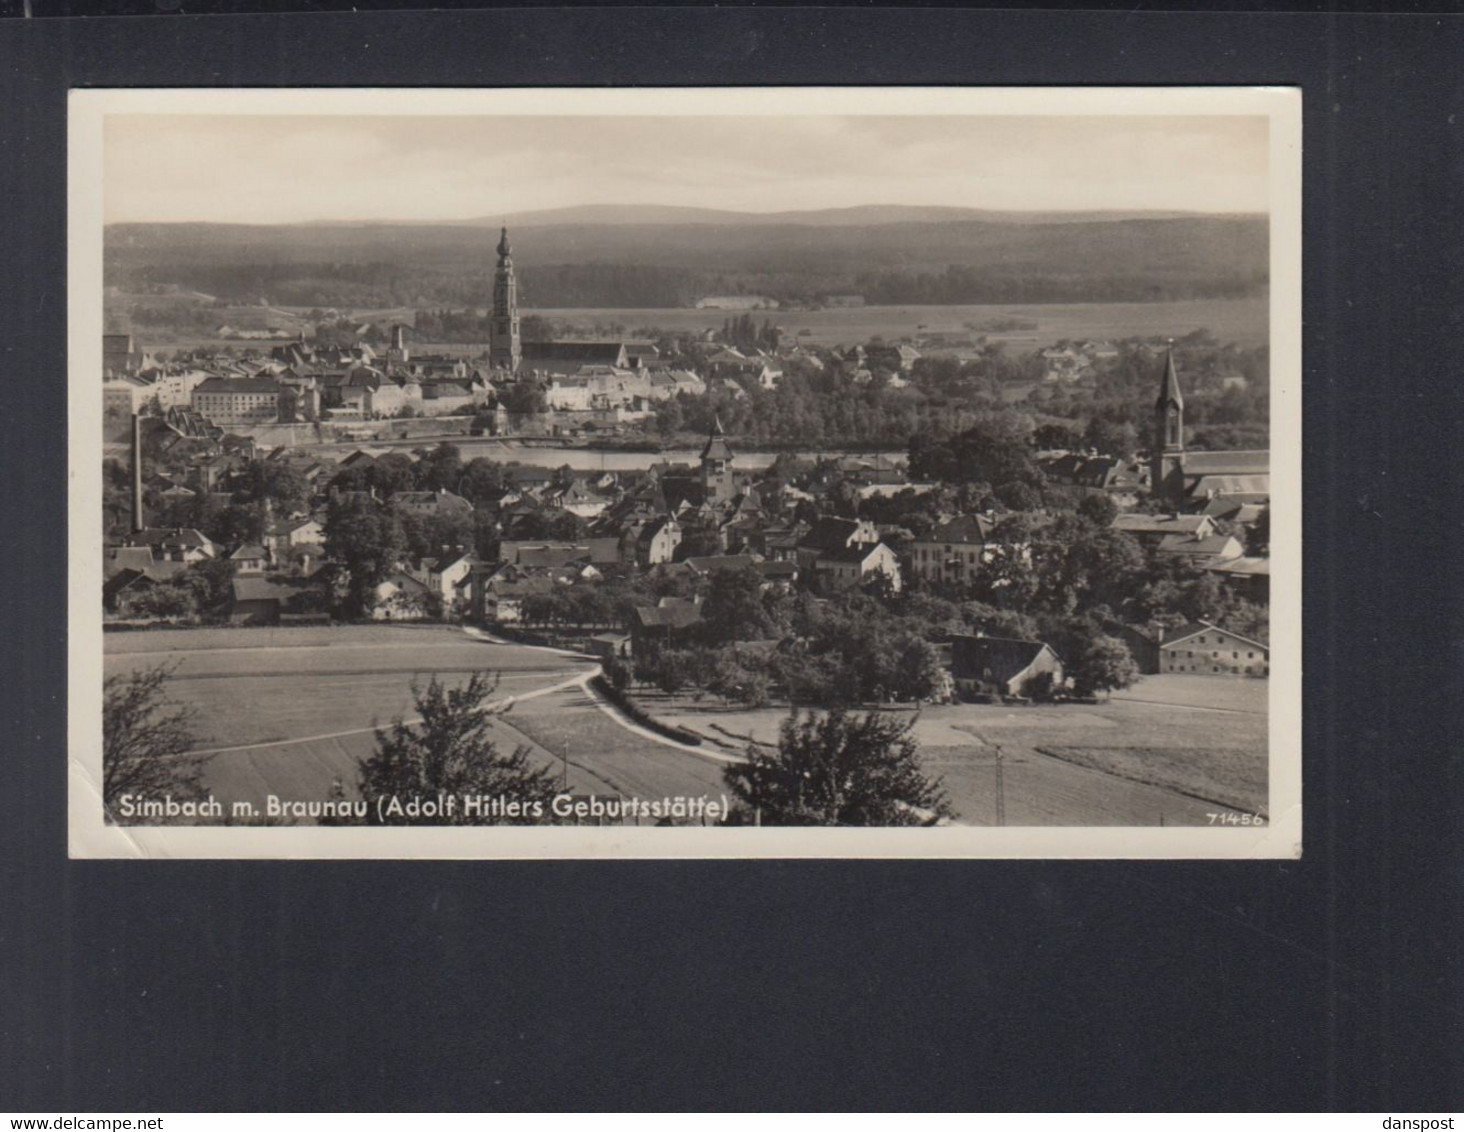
(69, 86), (1300, 857)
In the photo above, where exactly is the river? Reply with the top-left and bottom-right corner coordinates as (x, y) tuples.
(313, 436), (904, 472)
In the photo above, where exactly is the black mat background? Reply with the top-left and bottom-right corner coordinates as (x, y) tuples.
(1, 5), (1460, 1112)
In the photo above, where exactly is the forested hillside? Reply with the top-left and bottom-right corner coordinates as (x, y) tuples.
(105, 211), (1267, 310)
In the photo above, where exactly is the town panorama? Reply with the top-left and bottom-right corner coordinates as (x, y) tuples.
(91, 104), (1282, 843)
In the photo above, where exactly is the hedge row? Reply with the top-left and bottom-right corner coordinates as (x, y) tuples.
(589, 675), (704, 747)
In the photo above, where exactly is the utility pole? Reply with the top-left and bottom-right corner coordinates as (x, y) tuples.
(993, 744), (1006, 827)
(131, 411), (145, 534)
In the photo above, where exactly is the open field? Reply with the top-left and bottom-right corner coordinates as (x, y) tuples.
(103, 625), (599, 813)
(646, 674), (1267, 826)
(502, 685), (730, 808)
(526, 298), (1269, 350)
(101, 627), (1267, 827)
(112, 298), (1267, 353)
(102, 625), (727, 821)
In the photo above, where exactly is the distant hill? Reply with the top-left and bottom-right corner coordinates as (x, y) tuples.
(104, 209), (1268, 311)
(478, 204), (1234, 228)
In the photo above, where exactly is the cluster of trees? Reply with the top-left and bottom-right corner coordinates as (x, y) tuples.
(341, 673), (561, 826)
(1029, 335), (1270, 452)
(407, 308), (491, 342)
(328, 443), (561, 536)
(909, 347), (1045, 399)
(323, 507), (492, 620)
(908, 412), (1046, 502)
(589, 466), (1260, 705)
(499, 381), (549, 415)
(724, 709), (953, 826)
(102, 664), (209, 822)
(632, 572), (947, 708)
(653, 367), (930, 446)
(645, 333), (1267, 458)
(718, 314), (782, 353)
(906, 503), (1267, 649)
(112, 557), (243, 622)
(114, 457), (318, 549)
(518, 585), (626, 631)
(110, 441), (527, 620)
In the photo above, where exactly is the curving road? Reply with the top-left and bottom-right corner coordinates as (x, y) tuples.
(103, 623), (733, 817)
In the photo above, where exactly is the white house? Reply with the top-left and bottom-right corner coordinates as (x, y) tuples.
(408, 551), (480, 613)
(1158, 621), (1268, 677)
(371, 574), (434, 621)
(815, 541), (902, 592)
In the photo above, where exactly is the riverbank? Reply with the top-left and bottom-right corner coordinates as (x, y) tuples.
(285, 432), (905, 472)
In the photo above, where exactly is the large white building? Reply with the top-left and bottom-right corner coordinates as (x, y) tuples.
(191, 375), (282, 425)
(104, 375), (153, 418)
(909, 515), (997, 586)
(1159, 621), (1268, 677)
(150, 368), (211, 410)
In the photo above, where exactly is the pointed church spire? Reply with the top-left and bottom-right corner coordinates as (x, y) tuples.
(1150, 346), (1187, 502)
(701, 414), (731, 462)
(497, 226), (512, 259)
(1158, 345), (1184, 410)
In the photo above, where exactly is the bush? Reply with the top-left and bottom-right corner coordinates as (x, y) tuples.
(604, 655), (634, 692)
(1024, 670), (1058, 703)
(589, 675), (703, 746)
(724, 708), (953, 826)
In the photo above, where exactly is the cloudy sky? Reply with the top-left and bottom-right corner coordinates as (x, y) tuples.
(104, 113), (1269, 224)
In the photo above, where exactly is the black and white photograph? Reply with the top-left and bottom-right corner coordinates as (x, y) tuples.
(68, 87), (1300, 858)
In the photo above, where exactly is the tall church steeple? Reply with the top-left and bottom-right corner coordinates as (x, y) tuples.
(490, 226), (521, 374)
(1150, 347), (1186, 502)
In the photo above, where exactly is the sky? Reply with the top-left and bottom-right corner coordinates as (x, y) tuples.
(103, 114), (1269, 224)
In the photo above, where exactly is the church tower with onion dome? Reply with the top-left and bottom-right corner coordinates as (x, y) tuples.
(489, 227), (522, 374)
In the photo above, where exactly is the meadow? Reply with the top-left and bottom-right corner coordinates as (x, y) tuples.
(102, 627), (1267, 827)
(502, 685), (729, 808)
(645, 675), (1268, 827)
(528, 297), (1269, 350)
(114, 297), (1268, 353)
(103, 624), (597, 811)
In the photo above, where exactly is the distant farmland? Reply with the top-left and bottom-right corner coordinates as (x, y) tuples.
(123, 297), (1268, 353)
(529, 297), (1270, 350)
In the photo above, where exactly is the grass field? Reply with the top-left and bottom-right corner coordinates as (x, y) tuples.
(646, 674), (1268, 827)
(117, 297), (1267, 353)
(529, 298), (1269, 349)
(502, 685), (730, 808)
(103, 625), (598, 813)
(101, 627), (1268, 828)
(102, 625), (733, 822)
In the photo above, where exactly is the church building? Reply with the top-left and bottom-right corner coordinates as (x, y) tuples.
(487, 228), (649, 380)
(1149, 349), (1269, 507)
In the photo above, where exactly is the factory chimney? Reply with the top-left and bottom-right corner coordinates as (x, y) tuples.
(131, 412), (145, 534)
